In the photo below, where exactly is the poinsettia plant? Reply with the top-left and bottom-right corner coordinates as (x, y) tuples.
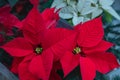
(0, 0), (120, 80)
(51, 0), (120, 25)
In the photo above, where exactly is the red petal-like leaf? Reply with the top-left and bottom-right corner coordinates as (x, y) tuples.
(29, 55), (47, 80)
(29, 48), (54, 80)
(14, 19), (25, 29)
(2, 38), (33, 57)
(0, 34), (4, 44)
(76, 17), (104, 47)
(88, 52), (119, 74)
(42, 8), (59, 21)
(60, 51), (79, 77)
(49, 32), (77, 61)
(18, 55), (38, 80)
(0, 5), (11, 13)
(79, 57), (96, 80)
(41, 49), (54, 80)
(42, 28), (74, 49)
(82, 40), (113, 54)
(42, 8), (59, 28)
(49, 66), (62, 80)
(11, 57), (24, 73)
(22, 8), (46, 45)
(0, 5), (20, 35)
(30, 0), (39, 6)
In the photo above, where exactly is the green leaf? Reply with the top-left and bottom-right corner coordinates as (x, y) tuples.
(102, 6), (120, 20)
(39, 0), (53, 11)
(103, 10), (113, 22)
(112, 76), (120, 80)
(51, 0), (64, 8)
(0, 0), (7, 7)
(7, 0), (18, 7)
(106, 68), (120, 80)
(64, 66), (82, 80)
(94, 72), (108, 80)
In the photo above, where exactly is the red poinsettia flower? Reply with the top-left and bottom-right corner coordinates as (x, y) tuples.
(55, 17), (119, 80)
(0, 4), (44, 80)
(10, 2), (61, 79)
(30, 28), (75, 80)
(1, 4), (73, 80)
(0, 5), (20, 35)
(1, 7), (45, 80)
(2, 28), (73, 80)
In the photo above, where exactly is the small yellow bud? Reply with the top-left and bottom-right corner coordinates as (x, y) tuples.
(35, 47), (43, 54)
(73, 47), (81, 54)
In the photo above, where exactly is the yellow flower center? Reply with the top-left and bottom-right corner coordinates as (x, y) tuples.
(35, 47), (43, 54)
(73, 47), (81, 54)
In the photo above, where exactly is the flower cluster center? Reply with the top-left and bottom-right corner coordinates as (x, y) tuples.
(35, 47), (43, 54)
(73, 46), (81, 54)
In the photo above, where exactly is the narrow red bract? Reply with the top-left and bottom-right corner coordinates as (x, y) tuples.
(30, 0), (39, 7)
(42, 8), (59, 28)
(0, 5), (20, 35)
(0, 34), (4, 44)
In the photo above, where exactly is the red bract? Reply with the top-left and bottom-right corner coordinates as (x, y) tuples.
(15, 9), (59, 30)
(0, 34), (4, 44)
(57, 17), (119, 80)
(30, 0), (39, 7)
(14, 1), (26, 13)
(42, 8), (59, 28)
(49, 62), (62, 80)
(30, 0), (59, 28)
(0, 5), (20, 35)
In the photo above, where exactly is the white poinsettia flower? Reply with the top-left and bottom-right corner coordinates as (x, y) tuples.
(72, 12), (84, 25)
(51, 0), (66, 10)
(51, 0), (120, 25)
(59, 6), (75, 19)
(77, 0), (97, 15)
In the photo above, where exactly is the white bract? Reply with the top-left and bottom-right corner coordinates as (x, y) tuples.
(51, 0), (120, 25)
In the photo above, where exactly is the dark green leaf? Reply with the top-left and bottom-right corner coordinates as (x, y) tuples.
(0, 0), (7, 7)
(7, 0), (18, 7)
(103, 10), (113, 23)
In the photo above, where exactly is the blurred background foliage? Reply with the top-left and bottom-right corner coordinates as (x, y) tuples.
(0, 0), (120, 80)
